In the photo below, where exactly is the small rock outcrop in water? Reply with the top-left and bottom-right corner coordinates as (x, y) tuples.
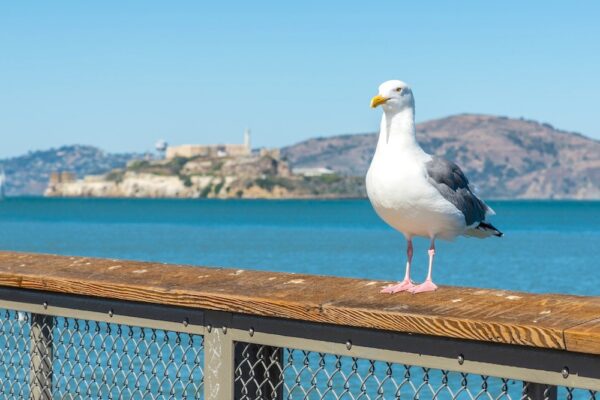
(45, 153), (365, 199)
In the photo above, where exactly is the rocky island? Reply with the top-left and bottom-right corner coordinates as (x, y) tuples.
(44, 150), (364, 199)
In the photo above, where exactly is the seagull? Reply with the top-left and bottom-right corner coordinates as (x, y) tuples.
(366, 80), (502, 294)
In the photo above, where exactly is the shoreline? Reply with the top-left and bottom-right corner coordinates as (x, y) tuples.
(2, 195), (600, 202)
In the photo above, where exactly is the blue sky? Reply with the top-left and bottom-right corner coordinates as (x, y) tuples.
(1, 1), (599, 158)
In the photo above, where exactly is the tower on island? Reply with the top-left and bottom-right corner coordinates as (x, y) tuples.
(244, 128), (251, 152)
(155, 139), (168, 159)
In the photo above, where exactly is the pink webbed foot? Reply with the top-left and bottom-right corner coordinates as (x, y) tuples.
(381, 279), (415, 294)
(409, 279), (438, 294)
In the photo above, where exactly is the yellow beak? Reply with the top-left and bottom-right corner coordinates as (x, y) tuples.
(370, 95), (388, 108)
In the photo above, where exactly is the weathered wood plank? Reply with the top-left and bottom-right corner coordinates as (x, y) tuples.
(565, 318), (600, 355)
(1, 251), (600, 353)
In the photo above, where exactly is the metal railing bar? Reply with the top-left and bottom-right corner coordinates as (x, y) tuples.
(0, 299), (205, 335)
(224, 328), (600, 392)
(205, 327), (235, 400)
(0, 286), (204, 329)
(225, 312), (600, 380)
(4, 291), (600, 387)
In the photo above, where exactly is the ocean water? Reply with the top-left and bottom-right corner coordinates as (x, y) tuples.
(0, 197), (598, 296)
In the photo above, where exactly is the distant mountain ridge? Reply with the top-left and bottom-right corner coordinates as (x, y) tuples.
(0, 145), (142, 196)
(2, 114), (599, 198)
(282, 114), (600, 199)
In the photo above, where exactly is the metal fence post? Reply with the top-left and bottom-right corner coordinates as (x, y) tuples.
(204, 327), (235, 400)
(234, 343), (283, 400)
(29, 313), (53, 400)
(523, 382), (557, 400)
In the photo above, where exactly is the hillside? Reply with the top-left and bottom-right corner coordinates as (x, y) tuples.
(0, 146), (143, 196)
(282, 114), (600, 199)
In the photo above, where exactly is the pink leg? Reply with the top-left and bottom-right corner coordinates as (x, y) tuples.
(381, 239), (416, 293)
(409, 239), (439, 294)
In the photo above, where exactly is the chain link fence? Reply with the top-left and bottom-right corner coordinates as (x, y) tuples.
(0, 307), (204, 399)
(233, 342), (598, 400)
(1, 303), (599, 399)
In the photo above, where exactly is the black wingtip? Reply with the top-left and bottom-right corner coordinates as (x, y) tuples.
(478, 221), (503, 237)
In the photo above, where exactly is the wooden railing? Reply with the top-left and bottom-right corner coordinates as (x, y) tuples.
(0, 251), (599, 399)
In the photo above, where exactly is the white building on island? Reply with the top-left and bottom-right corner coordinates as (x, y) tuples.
(166, 129), (251, 160)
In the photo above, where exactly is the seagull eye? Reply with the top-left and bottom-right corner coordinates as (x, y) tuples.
(396, 87), (402, 92)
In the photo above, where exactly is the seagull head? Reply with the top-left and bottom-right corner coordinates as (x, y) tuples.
(370, 80), (414, 113)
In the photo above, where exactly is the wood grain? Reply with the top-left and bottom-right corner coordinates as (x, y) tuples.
(1, 251), (599, 354)
(565, 318), (600, 355)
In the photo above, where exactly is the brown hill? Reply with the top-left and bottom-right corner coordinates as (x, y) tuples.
(282, 114), (600, 199)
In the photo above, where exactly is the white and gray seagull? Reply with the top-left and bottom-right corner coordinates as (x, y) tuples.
(366, 80), (502, 294)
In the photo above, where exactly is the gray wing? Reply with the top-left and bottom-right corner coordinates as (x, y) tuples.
(425, 156), (489, 227)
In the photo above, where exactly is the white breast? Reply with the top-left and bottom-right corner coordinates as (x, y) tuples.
(366, 149), (465, 240)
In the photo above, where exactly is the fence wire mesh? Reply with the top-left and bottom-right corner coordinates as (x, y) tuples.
(1, 303), (599, 400)
(0, 307), (204, 399)
(233, 342), (598, 400)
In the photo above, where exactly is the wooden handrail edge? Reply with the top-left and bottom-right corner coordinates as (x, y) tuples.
(1, 251), (600, 355)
